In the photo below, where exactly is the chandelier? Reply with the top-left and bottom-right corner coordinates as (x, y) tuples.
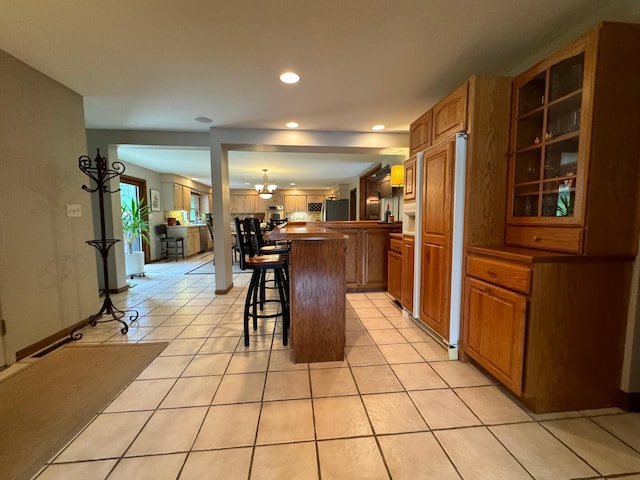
(255, 169), (277, 199)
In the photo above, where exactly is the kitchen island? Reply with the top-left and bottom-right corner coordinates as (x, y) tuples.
(267, 222), (347, 363)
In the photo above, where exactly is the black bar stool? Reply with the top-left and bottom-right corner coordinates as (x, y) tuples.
(234, 217), (289, 346)
(155, 224), (184, 261)
(249, 217), (290, 289)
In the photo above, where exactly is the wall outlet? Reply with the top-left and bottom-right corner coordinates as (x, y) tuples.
(66, 204), (82, 217)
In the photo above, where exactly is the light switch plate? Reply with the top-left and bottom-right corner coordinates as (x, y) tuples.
(66, 204), (82, 217)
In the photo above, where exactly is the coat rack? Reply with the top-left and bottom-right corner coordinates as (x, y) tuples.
(70, 149), (138, 340)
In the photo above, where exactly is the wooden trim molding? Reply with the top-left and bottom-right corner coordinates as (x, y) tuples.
(16, 318), (88, 360)
(215, 283), (234, 295)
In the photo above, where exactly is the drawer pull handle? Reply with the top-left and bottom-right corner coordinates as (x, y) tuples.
(487, 269), (497, 277)
(532, 235), (540, 242)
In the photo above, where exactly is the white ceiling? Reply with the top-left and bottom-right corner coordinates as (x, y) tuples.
(2, 0), (638, 187)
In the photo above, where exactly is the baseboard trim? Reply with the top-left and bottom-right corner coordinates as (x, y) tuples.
(16, 317), (89, 360)
(109, 285), (130, 294)
(618, 390), (640, 412)
(215, 283), (234, 295)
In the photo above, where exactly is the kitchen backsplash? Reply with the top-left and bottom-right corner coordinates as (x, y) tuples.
(164, 209), (322, 225)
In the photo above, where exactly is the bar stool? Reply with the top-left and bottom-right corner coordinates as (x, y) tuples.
(155, 224), (184, 261)
(234, 217), (289, 346)
(250, 218), (290, 255)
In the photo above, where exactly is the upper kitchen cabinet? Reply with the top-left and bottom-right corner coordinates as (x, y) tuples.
(161, 182), (190, 210)
(410, 82), (469, 154)
(285, 194), (308, 214)
(403, 156), (416, 203)
(244, 195), (257, 213)
(230, 194), (246, 214)
(506, 22), (640, 256)
(409, 110), (432, 155)
(432, 82), (468, 144)
(230, 193), (266, 214)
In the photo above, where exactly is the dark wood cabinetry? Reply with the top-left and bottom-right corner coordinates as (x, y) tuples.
(420, 141), (453, 339)
(323, 221), (401, 292)
(464, 246), (632, 412)
(417, 76), (512, 343)
(409, 110), (432, 156)
(506, 22), (640, 256)
(387, 234), (402, 301)
(462, 23), (640, 412)
(432, 82), (468, 144)
(403, 156), (416, 203)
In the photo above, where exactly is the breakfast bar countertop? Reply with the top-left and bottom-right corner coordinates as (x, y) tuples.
(266, 221), (347, 241)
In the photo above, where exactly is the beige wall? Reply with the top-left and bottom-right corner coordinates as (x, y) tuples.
(0, 49), (99, 364)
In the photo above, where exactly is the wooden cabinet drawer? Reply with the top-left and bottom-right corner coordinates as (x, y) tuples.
(390, 237), (403, 254)
(506, 226), (583, 254)
(466, 255), (531, 294)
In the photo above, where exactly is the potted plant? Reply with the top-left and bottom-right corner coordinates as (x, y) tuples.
(121, 197), (150, 278)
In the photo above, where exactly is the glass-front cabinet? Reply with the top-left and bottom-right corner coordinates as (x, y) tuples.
(508, 51), (587, 223)
(463, 23), (640, 414)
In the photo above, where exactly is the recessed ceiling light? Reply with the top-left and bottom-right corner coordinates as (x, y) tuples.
(371, 124), (385, 131)
(194, 116), (212, 123)
(286, 121), (299, 128)
(280, 71), (300, 84)
(289, 182), (296, 186)
(191, 177), (198, 181)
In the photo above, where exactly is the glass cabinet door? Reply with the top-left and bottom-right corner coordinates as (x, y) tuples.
(509, 52), (584, 221)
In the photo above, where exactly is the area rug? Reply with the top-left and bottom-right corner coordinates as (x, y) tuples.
(0, 342), (168, 480)
(143, 261), (183, 274)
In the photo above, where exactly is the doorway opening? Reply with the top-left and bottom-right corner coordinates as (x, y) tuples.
(120, 175), (150, 264)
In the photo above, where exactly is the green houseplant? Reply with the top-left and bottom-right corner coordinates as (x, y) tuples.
(122, 197), (150, 278)
(121, 197), (151, 254)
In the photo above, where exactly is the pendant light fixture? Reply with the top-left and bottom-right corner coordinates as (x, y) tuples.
(255, 169), (277, 199)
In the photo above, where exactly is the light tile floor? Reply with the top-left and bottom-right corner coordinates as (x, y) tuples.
(27, 255), (640, 479)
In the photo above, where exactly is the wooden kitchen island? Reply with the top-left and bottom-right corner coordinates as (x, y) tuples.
(267, 222), (347, 363)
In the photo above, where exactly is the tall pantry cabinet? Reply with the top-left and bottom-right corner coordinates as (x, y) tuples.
(417, 76), (512, 343)
(461, 22), (640, 412)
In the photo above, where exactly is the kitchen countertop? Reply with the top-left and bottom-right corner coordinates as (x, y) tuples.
(267, 222), (347, 241)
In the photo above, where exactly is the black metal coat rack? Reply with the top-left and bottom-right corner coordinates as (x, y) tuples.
(70, 149), (138, 340)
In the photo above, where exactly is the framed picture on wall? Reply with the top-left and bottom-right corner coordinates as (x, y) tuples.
(150, 189), (161, 212)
